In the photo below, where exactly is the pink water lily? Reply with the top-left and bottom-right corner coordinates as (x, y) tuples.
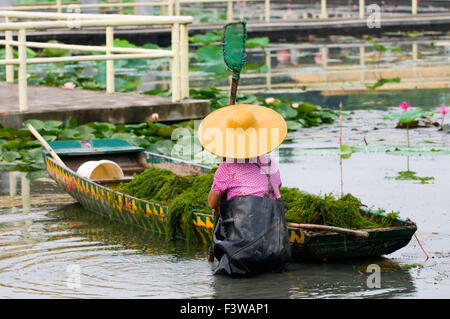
(265, 97), (275, 105)
(151, 113), (159, 122)
(292, 103), (299, 108)
(439, 106), (449, 115)
(399, 101), (410, 110)
(63, 82), (75, 89)
(440, 106), (449, 128)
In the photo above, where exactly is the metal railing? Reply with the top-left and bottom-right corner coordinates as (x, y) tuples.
(0, 10), (191, 111)
(1, 0), (424, 23)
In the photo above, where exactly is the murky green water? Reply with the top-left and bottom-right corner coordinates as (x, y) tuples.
(1, 27), (450, 298)
(1, 107), (449, 298)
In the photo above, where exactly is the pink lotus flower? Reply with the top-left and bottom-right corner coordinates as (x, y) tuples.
(63, 82), (75, 89)
(265, 97), (275, 105)
(292, 103), (299, 108)
(151, 113), (159, 122)
(439, 106), (449, 115)
(276, 50), (290, 64)
(440, 106), (449, 128)
(399, 101), (410, 110)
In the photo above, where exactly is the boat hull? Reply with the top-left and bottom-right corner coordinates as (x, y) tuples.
(44, 149), (417, 260)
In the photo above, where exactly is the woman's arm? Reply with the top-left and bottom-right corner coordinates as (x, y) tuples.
(208, 189), (223, 210)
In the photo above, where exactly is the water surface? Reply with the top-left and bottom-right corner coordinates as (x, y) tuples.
(1, 111), (449, 298)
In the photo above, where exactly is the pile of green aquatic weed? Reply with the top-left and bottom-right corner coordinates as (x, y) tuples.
(117, 167), (195, 204)
(117, 167), (216, 242)
(117, 168), (396, 242)
(280, 187), (390, 230)
(166, 169), (216, 242)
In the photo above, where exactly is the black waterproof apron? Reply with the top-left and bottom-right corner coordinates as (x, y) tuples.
(212, 161), (292, 276)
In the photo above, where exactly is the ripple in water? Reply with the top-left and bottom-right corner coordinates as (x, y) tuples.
(0, 203), (215, 298)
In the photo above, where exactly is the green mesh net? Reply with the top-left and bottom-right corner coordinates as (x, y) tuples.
(222, 21), (247, 77)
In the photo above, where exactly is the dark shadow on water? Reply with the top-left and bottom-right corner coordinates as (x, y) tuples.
(212, 256), (416, 298)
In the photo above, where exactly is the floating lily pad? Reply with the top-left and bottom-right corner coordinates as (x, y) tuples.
(384, 108), (428, 123)
(23, 119), (45, 131)
(189, 32), (221, 45)
(246, 37), (269, 49)
(1, 151), (21, 162)
(385, 146), (450, 155)
(387, 170), (435, 184)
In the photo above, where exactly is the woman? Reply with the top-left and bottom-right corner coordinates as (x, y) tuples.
(198, 104), (292, 277)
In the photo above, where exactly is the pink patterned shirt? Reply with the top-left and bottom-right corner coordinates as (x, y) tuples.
(211, 156), (282, 201)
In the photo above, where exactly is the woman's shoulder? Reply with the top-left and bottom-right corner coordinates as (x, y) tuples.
(218, 156), (278, 169)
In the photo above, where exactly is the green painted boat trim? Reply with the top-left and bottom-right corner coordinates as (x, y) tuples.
(42, 139), (145, 156)
(43, 139), (417, 260)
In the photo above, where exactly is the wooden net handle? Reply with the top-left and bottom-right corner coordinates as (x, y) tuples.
(287, 222), (369, 238)
(27, 123), (65, 166)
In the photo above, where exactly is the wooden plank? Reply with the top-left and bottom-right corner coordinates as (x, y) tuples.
(0, 83), (210, 129)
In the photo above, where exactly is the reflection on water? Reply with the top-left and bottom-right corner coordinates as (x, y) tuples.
(0, 201), (214, 298)
(263, 87), (450, 111)
(1, 150), (449, 298)
(140, 32), (450, 110)
(0, 200), (418, 298)
(213, 258), (416, 299)
(51, 204), (417, 299)
(20, 30), (450, 111)
(388, 156), (435, 184)
(0, 106), (449, 298)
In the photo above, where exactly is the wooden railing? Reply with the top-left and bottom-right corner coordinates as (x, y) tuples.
(1, 0), (425, 23)
(0, 10), (191, 111)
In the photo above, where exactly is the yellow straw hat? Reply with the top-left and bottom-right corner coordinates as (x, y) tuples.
(198, 104), (287, 159)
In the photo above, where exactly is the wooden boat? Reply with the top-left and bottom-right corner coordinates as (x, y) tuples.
(42, 139), (417, 260)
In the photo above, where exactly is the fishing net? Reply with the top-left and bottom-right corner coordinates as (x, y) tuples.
(223, 21), (247, 77)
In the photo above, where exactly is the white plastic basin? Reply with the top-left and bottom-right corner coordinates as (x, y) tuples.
(76, 160), (124, 180)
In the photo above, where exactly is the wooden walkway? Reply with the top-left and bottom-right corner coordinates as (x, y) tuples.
(12, 13), (450, 46)
(0, 83), (210, 129)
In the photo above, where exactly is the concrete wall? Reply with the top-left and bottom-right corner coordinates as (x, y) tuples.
(82, 0), (99, 14)
(80, 1), (154, 15)
(136, 0), (154, 15)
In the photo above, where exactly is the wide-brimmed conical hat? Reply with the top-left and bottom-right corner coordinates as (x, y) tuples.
(197, 104), (287, 159)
